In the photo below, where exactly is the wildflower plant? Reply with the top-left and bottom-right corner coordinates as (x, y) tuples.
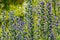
(0, 0), (60, 40)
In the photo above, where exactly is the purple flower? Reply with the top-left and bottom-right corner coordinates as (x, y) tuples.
(2, 25), (5, 29)
(9, 11), (14, 14)
(23, 32), (27, 34)
(15, 27), (19, 30)
(11, 17), (15, 21)
(17, 17), (21, 21)
(58, 20), (60, 23)
(40, 2), (44, 5)
(55, 22), (58, 27)
(21, 22), (25, 25)
(12, 23), (19, 30)
(54, 16), (57, 19)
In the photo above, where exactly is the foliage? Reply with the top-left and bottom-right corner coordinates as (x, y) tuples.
(0, 0), (60, 40)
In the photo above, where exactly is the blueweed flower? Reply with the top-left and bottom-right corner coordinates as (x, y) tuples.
(58, 20), (60, 23)
(48, 7), (51, 13)
(40, 2), (44, 5)
(12, 23), (19, 30)
(2, 25), (5, 29)
(40, 2), (45, 15)
(54, 16), (57, 19)
(23, 32), (27, 35)
(11, 17), (15, 21)
(46, 2), (52, 15)
(55, 22), (58, 27)
(14, 27), (18, 30)
(9, 11), (14, 14)
(17, 17), (21, 24)
(21, 22), (25, 25)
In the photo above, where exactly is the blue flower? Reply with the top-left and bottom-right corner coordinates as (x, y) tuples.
(58, 20), (60, 23)
(55, 22), (58, 27)
(21, 22), (25, 25)
(40, 2), (44, 5)
(54, 16), (57, 19)
(9, 11), (14, 15)
(2, 25), (5, 29)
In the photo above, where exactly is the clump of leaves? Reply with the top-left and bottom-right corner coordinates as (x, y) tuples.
(56, 35), (60, 40)
(1, 0), (25, 10)
(17, 0), (25, 4)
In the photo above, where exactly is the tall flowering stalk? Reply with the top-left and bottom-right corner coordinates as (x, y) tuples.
(16, 16), (25, 40)
(9, 11), (17, 40)
(46, 2), (56, 40)
(39, 2), (47, 40)
(1, 10), (6, 40)
(27, 0), (34, 40)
